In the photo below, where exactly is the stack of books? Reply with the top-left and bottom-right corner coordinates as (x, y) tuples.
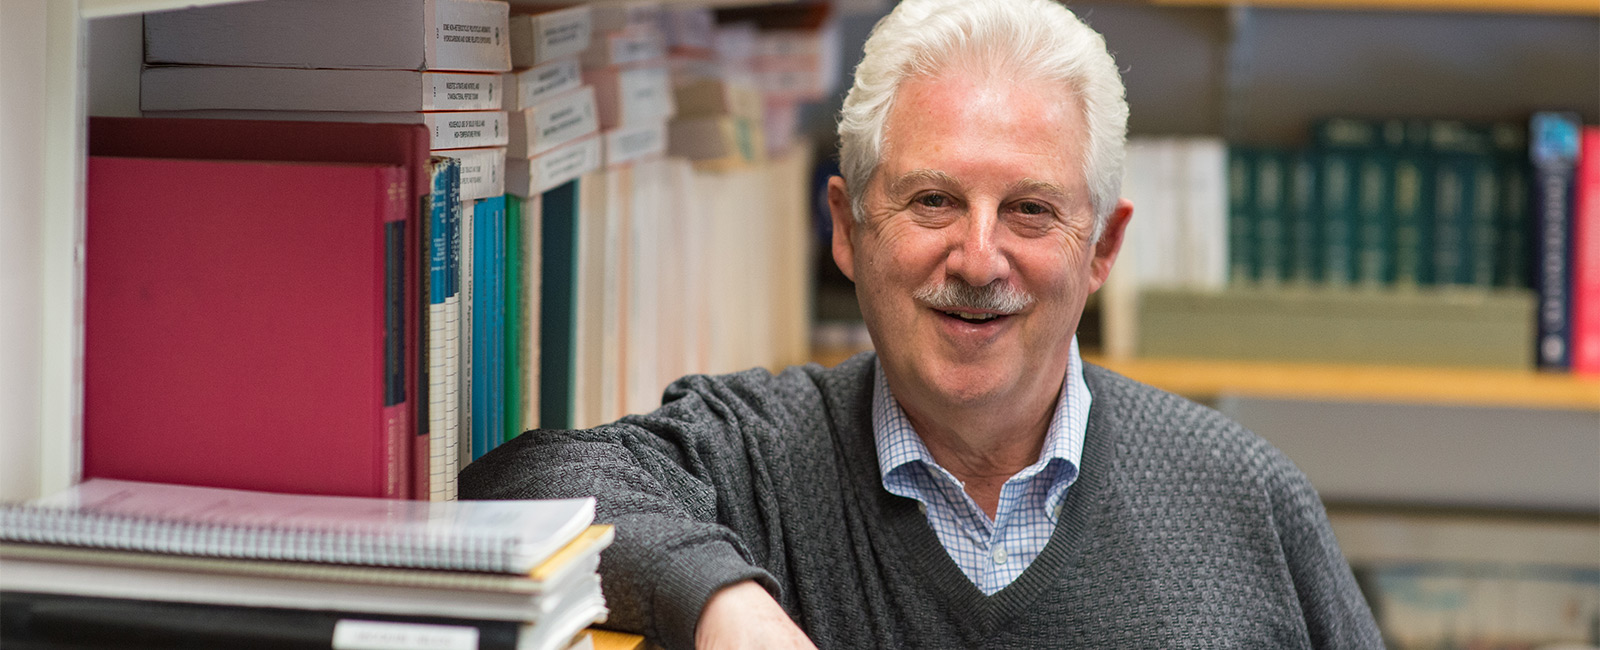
(0, 479), (614, 650)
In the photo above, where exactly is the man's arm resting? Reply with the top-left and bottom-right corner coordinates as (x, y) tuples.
(695, 580), (816, 650)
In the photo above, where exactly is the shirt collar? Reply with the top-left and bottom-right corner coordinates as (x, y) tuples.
(872, 337), (1090, 485)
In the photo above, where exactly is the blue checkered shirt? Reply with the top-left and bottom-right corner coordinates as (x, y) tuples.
(872, 337), (1090, 595)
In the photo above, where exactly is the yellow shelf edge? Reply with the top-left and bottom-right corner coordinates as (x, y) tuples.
(813, 347), (1600, 411)
(1148, 0), (1600, 15)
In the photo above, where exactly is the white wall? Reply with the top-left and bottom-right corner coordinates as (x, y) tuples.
(1, 0), (48, 501)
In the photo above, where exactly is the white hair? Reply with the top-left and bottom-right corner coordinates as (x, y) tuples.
(837, 0), (1128, 241)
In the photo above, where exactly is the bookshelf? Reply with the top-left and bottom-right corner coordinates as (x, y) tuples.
(810, 347), (1600, 411)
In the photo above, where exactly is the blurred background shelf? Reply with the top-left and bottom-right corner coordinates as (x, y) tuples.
(812, 347), (1600, 411)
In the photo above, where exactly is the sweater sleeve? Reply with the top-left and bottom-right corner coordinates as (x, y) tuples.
(459, 371), (794, 650)
(1268, 462), (1385, 649)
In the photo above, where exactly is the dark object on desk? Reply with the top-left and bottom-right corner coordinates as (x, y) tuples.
(0, 591), (521, 650)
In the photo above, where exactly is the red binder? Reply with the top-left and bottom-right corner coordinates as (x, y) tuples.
(88, 117), (431, 499)
(84, 156), (410, 498)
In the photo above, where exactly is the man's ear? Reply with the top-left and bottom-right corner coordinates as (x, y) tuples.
(1086, 198), (1133, 294)
(827, 176), (858, 282)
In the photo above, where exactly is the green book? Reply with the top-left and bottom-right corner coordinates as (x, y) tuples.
(1287, 150), (1322, 285)
(1391, 120), (1436, 287)
(1428, 121), (1496, 288)
(1318, 148), (1358, 287)
(1227, 146), (1257, 286)
(1254, 148), (1290, 286)
(1354, 151), (1395, 287)
(1490, 122), (1531, 289)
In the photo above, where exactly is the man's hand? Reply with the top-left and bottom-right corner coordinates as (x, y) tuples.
(695, 580), (818, 650)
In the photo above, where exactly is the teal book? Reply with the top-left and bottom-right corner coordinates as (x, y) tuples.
(1318, 148), (1358, 287)
(1491, 122), (1532, 289)
(1287, 150), (1322, 285)
(1253, 148), (1290, 286)
(1391, 120), (1436, 287)
(471, 195), (507, 461)
(1428, 121), (1496, 288)
(1354, 150), (1395, 287)
(538, 180), (580, 429)
(1227, 146), (1257, 286)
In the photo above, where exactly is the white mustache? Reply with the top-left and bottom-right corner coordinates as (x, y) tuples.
(912, 280), (1034, 314)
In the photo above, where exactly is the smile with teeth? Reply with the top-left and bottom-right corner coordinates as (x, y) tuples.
(942, 310), (1003, 323)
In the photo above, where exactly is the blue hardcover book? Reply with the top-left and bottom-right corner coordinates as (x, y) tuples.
(1530, 112), (1581, 370)
(472, 195), (508, 460)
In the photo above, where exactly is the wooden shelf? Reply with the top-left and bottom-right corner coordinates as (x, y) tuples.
(810, 347), (1600, 411)
(1143, 0), (1600, 15)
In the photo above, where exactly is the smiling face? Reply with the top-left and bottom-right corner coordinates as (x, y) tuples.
(830, 68), (1131, 422)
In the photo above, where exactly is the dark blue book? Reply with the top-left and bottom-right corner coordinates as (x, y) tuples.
(1530, 111), (1582, 370)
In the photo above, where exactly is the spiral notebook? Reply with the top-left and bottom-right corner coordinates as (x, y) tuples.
(0, 479), (593, 575)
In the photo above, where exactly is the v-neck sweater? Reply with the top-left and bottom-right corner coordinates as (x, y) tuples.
(461, 352), (1382, 650)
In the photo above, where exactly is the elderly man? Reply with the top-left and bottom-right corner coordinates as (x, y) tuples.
(462, 0), (1382, 647)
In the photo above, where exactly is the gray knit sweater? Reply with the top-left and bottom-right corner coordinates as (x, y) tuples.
(461, 353), (1383, 649)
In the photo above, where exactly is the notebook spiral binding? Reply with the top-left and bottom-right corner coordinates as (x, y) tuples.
(0, 505), (519, 573)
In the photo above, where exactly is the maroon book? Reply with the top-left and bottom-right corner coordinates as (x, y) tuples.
(84, 155), (412, 498)
(89, 117), (432, 499)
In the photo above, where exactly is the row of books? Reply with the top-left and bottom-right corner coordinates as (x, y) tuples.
(0, 479), (618, 650)
(1101, 115), (1599, 374)
(84, 0), (825, 508)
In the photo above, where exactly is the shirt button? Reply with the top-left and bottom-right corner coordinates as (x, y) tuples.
(992, 547), (1008, 565)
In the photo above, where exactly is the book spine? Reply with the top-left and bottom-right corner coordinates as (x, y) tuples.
(1571, 126), (1600, 376)
(1530, 112), (1581, 370)
(380, 168), (411, 499)
(508, 59), (584, 111)
(440, 146), (507, 201)
(1226, 146), (1256, 286)
(1354, 152), (1394, 287)
(431, 0), (513, 72)
(1391, 151), (1431, 287)
(425, 72), (504, 112)
(458, 198), (476, 471)
(539, 181), (580, 430)
(443, 169), (463, 500)
(426, 111), (510, 151)
(603, 121), (667, 168)
(583, 27), (667, 68)
(2, 591), (523, 650)
(508, 136), (604, 197)
(1318, 149), (1357, 288)
(1430, 154), (1473, 286)
(1253, 149), (1289, 286)
(426, 158), (459, 501)
(1287, 150), (1322, 285)
(509, 6), (593, 69)
(592, 65), (676, 130)
(504, 195), (524, 447)
(1492, 122), (1533, 289)
(510, 87), (599, 158)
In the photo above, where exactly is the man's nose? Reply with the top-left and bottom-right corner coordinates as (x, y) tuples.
(945, 206), (1009, 288)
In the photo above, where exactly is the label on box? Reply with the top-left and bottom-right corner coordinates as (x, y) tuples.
(619, 65), (675, 125)
(332, 620), (478, 650)
(437, 146), (506, 201)
(433, 0), (511, 72)
(509, 59), (582, 110)
(426, 72), (502, 111)
(426, 110), (509, 150)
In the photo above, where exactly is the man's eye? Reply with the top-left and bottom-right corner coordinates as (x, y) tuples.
(1015, 201), (1051, 216)
(915, 194), (951, 209)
